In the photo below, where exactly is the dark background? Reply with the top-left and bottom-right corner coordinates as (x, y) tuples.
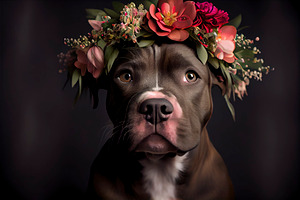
(1, 0), (299, 199)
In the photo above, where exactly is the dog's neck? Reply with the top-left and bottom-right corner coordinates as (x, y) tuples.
(140, 154), (188, 200)
(138, 127), (215, 200)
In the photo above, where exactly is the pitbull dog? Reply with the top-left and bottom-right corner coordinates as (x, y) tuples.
(87, 43), (234, 200)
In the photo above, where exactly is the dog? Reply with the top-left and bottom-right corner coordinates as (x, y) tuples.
(87, 43), (234, 200)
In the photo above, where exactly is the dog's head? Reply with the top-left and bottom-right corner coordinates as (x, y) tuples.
(105, 43), (221, 160)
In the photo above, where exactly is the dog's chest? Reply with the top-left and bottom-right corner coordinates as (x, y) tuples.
(140, 155), (187, 200)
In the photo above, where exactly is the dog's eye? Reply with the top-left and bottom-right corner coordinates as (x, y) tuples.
(118, 72), (132, 83)
(184, 71), (199, 83)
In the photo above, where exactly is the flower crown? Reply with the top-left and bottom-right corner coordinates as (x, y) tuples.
(58, 0), (272, 120)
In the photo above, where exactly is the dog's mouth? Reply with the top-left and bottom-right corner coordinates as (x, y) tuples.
(134, 134), (185, 161)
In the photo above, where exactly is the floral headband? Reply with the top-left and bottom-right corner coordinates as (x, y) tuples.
(58, 0), (272, 119)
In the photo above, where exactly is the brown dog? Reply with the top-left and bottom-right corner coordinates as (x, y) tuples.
(87, 43), (234, 200)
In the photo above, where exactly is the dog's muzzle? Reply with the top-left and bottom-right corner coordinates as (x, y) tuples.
(133, 98), (184, 161)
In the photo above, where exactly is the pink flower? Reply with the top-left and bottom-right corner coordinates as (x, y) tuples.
(74, 49), (88, 76)
(88, 20), (104, 31)
(214, 25), (237, 63)
(87, 46), (105, 78)
(235, 79), (249, 100)
(193, 2), (229, 33)
(146, 0), (196, 41)
(74, 46), (104, 79)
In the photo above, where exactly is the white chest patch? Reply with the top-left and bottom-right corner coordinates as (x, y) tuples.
(141, 154), (187, 200)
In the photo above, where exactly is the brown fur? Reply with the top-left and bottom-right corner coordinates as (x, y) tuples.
(87, 44), (234, 199)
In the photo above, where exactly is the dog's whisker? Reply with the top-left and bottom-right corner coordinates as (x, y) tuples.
(121, 124), (133, 141)
(110, 120), (130, 143)
(120, 130), (131, 145)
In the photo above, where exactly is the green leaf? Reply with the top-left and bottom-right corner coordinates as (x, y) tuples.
(86, 9), (107, 19)
(106, 47), (119, 74)
(231, 73), (243, 83)
(78, 76), (82, 96)
(104, 8), (119, 19)
(196, 44), (208, 65)
(143, 0), (153, 10)
(219, 61), (232, 97)
(208, 56), (219, 69)
(149, 0), (158, 5)
(225, 95), (235, 121)
(219, 61), (226, 76)
(227, 14), (242, 29)
(137, 39), (155, 47)
(71, 70), (80, 88)
(136, 31), (153, 38)
(234, 49), (254, 59)
(104, 45), (114, 62)
(224, 67), (232, 92)
(98, 10), (107, 17)
(237, 26), (249, 32)
(86, 9), (101, 18)
(95, 10), (109, 21)
(97, 39), (106, 49)
(112, 1), (124, 13)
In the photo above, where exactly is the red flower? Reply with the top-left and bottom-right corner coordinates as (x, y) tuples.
(193, 2), (229, 33)
(146, 0), (196, 41)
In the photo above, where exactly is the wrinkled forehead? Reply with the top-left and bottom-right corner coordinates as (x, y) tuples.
(115, 44), (209, 78)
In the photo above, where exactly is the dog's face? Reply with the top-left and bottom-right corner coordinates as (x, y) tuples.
(106, 43), (213, 160)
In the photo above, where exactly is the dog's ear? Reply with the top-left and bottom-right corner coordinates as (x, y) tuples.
(208, 65), (236, 120)
(208, 66), (231, 98)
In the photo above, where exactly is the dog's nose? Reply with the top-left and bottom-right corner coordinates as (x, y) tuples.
(139, 98), (173, 124)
